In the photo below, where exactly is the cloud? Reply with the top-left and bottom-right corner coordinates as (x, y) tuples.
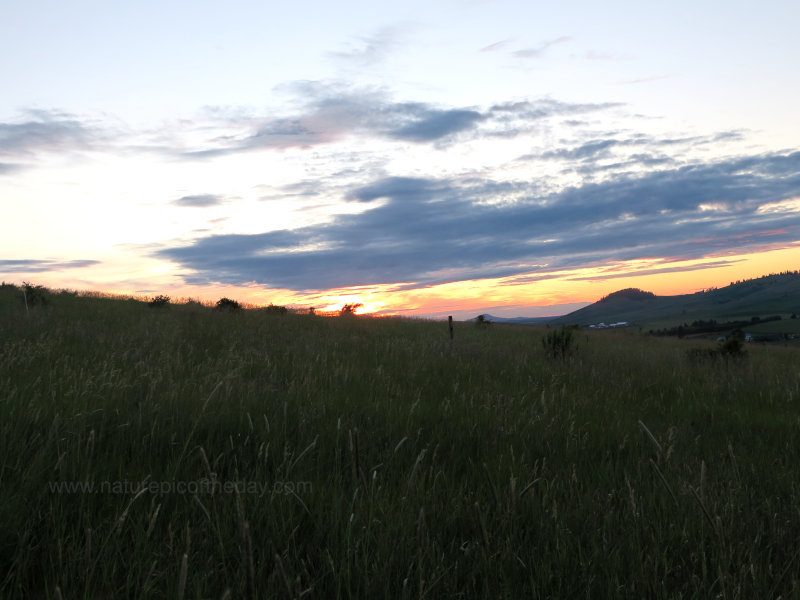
(513, 36), (571, 59)
(155, 150), (800, 292)
(184, 90), (480, 155)
(177, 87), (621, 158)
(486, 99), (623, 139)
(0, 109), (118, 174)
(0, 162), (23, 175)
(172, 194), (225, 207)
(1, 95), (492, 167)
(388, 108), (485, 142)
(528, 130), (743, 168)
(0, 110), (103, 158)
(541, 139), (620, 161)
(329, 24), (409, 66)
(349, 176), (439, 202)
(563, 259), (744, 282)
(481, 40), (511, 52)
(0, 259), (100, 273)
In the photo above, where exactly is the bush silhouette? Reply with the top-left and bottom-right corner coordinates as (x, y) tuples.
(262, 303), (288, 315)
(542, 326), (575, 359)
(215, 297), (242, 312)
(22, 282), (50, 307)
(719, 337), (746, 358)
(475, 314), (491, 326)
(340, 303), (363, 316)
(688, 337), (747, 362)
(148, 295), (170, 308)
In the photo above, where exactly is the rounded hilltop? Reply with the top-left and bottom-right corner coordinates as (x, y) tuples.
(598, 288), (657, 303)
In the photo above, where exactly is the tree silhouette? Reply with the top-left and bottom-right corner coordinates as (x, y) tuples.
(148, 294), (170, 308)
(339, 303), (363, 316)
(215, 297), (242, 312)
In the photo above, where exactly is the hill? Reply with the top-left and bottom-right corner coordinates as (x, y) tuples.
(548, 271), (800, 329)
(469, 313), (555, 325)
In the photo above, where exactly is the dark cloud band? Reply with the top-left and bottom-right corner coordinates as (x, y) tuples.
(0, 259), (100, 273)
(155, 150), (800, 291)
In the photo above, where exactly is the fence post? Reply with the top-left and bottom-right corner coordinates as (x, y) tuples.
(448, 316), (454, 340)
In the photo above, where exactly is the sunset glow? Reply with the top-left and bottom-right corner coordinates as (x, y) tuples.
(2, 1), (799, 318)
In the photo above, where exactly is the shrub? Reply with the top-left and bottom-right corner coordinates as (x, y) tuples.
(262, 304), (288, 315)
(340, 303), (363, 317)
(542, 326), (575, 359)
(21, 281), (50, 307)
(687, 337), (747, 362)
(215, 297), (242, 312)
(687, 347), (717, 361)
(148, 295), (171, 308)
(475, 314), (491, 326)
(719, 337), (747, 359)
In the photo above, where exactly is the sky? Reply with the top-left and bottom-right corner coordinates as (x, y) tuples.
(2, 0), (799, 318)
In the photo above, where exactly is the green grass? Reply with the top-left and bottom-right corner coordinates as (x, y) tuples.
(644, 313), (800, 335)
(743, 317), (800, 335)
(2, 286), (800, 598)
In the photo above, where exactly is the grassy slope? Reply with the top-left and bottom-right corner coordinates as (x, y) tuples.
(2, 287), (800, 598)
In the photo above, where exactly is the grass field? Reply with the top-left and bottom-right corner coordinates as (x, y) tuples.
(743, 318), (800, 336)
(2, 286), (800, 598)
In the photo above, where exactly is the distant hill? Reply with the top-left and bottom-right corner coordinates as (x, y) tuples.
(470, 313), (555, 325)
(548, 271), (800, 328)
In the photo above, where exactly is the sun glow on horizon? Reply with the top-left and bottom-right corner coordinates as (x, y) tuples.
(5, 244), (800, 321)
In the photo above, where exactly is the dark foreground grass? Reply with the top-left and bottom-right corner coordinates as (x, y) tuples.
(2, 291), (800, 598)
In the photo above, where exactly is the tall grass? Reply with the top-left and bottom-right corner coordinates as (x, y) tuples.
(1, 289), (800, 598)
